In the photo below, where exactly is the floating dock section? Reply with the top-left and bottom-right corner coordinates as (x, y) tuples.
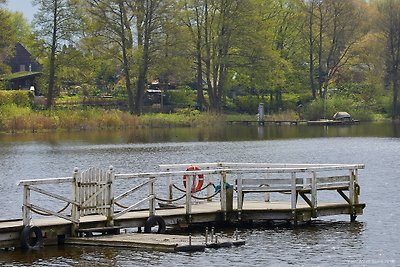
(66, 232), (244, 252)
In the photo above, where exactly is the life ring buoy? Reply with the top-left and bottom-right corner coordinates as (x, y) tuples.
(144, 215), (166, 233)
(20, 225), (43, 250)
(183, 165), (204, 193)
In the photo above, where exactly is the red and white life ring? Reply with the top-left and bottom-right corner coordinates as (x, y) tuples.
(183, 165), (204, 193)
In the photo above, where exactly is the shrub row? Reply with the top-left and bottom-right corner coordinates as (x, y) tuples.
(0, 90), (32, 107)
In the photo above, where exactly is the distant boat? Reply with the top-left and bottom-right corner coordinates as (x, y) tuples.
(307, 111), (360, 126)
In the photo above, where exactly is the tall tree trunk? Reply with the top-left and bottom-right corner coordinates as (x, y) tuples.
(134, 0), (153, 115)
(269, 92), (273, 114)
(308, 1), (316, 100)
(135, 44), (149, 115)
(204, 0), (215, 111)
(393, 68), (399, 119)
(317, 4), (324, 98)
(46, 0), (58, 109)
(119, 2), (135, 114)
(195, 9), (205, 111)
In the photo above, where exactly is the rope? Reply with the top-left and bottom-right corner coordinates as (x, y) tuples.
(155, 194), (186, 202)
(173, 184), (187, 193)
(30, 202), (71, 216)
(197, 182), (216, 192)
(172, 182), (215, 193)
(191, 190), (221, 200)
(114, 201), (128, 209)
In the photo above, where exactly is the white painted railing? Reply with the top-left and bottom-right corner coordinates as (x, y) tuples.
(160, 162), (364, 220)
(18, 162), (364, 231)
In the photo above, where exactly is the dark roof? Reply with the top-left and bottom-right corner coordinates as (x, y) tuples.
(0, 71), (42, 81)
(8, 43), (42, 73)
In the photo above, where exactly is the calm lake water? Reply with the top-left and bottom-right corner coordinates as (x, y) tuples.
(0, 122), (399, 266)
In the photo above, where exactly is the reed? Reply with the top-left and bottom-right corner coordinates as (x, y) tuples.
(139, 110), (223, 128)
(0, 105), (224, 133)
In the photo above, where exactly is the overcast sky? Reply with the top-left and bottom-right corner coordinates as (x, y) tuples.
(6, 0), (35, 22)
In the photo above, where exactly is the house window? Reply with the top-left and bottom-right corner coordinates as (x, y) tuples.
(19, 65), (26, 72)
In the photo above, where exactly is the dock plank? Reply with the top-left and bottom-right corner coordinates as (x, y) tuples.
(0, 200), (364, 249)
(0, 200), (357, 230)
(65, 233), (207, 252)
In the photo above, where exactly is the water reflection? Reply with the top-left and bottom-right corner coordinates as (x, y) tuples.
(1, 121), (399, 144)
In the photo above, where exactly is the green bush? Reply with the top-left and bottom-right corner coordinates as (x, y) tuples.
(302, 96), (376, 121)
(0, 104), (32, 131)
(0, 90), (32, 107)
(282, 93), (300, 110)
(234, 95), (260, 114)
(166, 87), (196, 108)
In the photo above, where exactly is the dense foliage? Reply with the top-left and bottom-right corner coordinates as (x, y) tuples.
(1, 0), (400, 120)
(0, 90), (32, 107)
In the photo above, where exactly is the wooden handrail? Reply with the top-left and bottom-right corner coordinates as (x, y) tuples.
(18, 163), (363, 227)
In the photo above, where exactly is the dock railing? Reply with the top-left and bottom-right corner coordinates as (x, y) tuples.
(159, 162), (365, 220)
(18, 162), (364, 232)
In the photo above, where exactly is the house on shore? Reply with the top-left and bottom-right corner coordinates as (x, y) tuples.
(1, 43), (42, 95)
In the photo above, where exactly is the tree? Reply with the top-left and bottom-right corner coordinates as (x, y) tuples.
(304, 0), (369, 100)
(9, 12), (34, 46)
(376, 0), (400, 119)
(85, 0), (136, 113)
(204, 0), (247, 112)
(85, 0), (164, 115)
(179, 0), (208, 111)
(0, 2), (16, 74)
(33, 0), (82, 108)
(134, 0), (164, 115)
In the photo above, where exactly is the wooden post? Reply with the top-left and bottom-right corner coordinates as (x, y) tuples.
(22, 185), (31, 226)
(237, 176), (243, 212)
(291, 172), (298, 224)
(353, 169), (359, 205)
(220, 171), (227, 214)
(71, 167), (79, 236)
(167, 168), (173, 204)
(291, 172), (297, 209)
(311, 171), (317, 218)
(264, 173), (270, 202)
(185, 174), (192, 215)
(349, 169), (356, 221)
(106, 166), (115, 227)
(207, 166), (212, 202)
(149, 177), (156, 217)
(349, 169), (355, 206)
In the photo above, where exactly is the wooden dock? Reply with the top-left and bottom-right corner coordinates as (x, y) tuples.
(0, 162), (365, 251)
(65, 232), (245, 252)
(307, 120), (360, 126)
(226, 120), (360, 126)
(226, 120), (307, 126)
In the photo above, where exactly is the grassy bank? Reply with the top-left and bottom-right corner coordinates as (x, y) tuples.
(0, 105), (227, 133)
(0, 90), (389, 134)
(0, 106), (302, 134)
